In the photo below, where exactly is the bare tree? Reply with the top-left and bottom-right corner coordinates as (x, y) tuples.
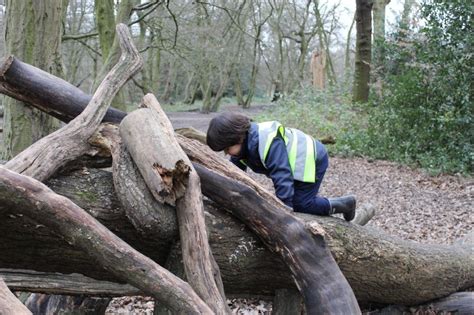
(1, 0), (64, 159)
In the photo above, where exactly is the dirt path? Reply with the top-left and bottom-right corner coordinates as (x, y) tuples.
(167, 106), (473, 245)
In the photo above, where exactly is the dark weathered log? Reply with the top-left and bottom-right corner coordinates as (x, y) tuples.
(192, 163), (360, 314)
(0, 167), (212, 314)
(120, 94), (228, 314)
(22, 293), (110, 315)
(177, 135), (361, 314)
(0, 278), (31, 314)
(178, 136), (474, 306)
(429, 292), (474, 315)
(4, 24), (142, 182)
(0, 59), (126, 124)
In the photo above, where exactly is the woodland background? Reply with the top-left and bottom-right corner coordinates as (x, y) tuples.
(0, 0), (471, 175)
(0, 0), (472, 314)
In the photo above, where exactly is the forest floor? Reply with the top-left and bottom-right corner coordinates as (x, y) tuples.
(106, 104), (473, 314)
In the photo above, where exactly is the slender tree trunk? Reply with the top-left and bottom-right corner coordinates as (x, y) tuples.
(200, 82), (212, 113)
(1, 0), (63, 159)
(399, 0), (415, 33)
(352, 0), (373, 103)
(344, 12), (356, 84)
(93, 0), (137, 111)
(314, 3), (336, 85)
(94, 0), (115, 62)
(372, 0), (390, 97)
(161, 60), (176, 104)
(234, 72), (244, 106)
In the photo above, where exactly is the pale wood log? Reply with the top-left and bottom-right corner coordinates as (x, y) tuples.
(352, 203), (376, 226)
(3, 24), (142, 182)
(119, 108), (189, 207)
(311, 50), (326, 89)
(175, 127), (207, 143)
(0, 166), (212, 314)
(90, 123), (179, 241)
(174, 126), (336, 145)
(120, 93), (229, 314)
(0, 278), (32, 315)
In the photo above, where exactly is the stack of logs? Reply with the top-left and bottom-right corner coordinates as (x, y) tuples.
(0, 24), (472, 314)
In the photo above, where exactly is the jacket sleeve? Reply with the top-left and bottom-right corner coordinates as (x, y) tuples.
(230, 156), (247, 171)
(265, 137), (294, 207)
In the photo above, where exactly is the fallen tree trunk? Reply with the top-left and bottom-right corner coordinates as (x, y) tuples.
(0, 166), (212, 314)
(0, 58), (126, 124)
(0, 167), (472, 306)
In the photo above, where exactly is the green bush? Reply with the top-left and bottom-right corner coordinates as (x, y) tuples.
(257, 86), (361, 150)
(339, 0), (473, 174)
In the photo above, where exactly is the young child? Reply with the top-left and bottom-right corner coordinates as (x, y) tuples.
(206, 112), (356, 221)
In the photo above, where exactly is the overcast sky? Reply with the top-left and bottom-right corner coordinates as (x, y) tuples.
(335, 0), (406, 33)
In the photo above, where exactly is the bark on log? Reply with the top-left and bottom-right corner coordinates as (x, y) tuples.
(371, 292), (474, 315)
(21, 293), (110, 315)
(0, 269), (140, 296)
(0, 278), (32, 314)
(0, 166), (212, 314)
(92, 123), (179, 241)
(0, 59), (125, 124)
(120, 94), (229, 314)
(0, 168), (472, 306)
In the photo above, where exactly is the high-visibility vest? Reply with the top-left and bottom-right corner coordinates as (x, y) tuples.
(257, 121), (317, 183)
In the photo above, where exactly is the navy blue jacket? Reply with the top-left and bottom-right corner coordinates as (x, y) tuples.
(230, 123), (327, 207)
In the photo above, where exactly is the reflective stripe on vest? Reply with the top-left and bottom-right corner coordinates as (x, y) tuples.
(257, 122), (316, 183)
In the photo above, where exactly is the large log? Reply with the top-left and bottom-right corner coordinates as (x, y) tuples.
(0, 59), (125, 124)
(0, 53), (472, 309)
(119, 94), (228, 314)
(1, 167), (472, 306)
(0, 166), (212, 314)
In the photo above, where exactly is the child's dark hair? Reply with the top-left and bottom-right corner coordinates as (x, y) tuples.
(207, 112), (251, 151)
